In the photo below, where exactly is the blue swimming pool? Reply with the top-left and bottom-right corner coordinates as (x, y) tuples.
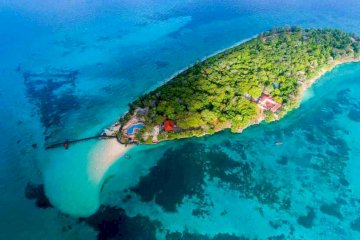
(127, 123), (144, 135)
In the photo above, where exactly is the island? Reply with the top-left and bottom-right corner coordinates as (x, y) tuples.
(106, 27), (360, 145)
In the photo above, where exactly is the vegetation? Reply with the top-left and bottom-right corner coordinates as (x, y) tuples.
(120, 27), (360, 142)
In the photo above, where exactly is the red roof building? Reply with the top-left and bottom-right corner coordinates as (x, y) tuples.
(164, 120), (174, 132)
(258, 94), (282, 113)
(271, 103), (282, 113)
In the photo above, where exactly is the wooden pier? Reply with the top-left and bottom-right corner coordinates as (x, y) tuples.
(45, 135), (116, 150)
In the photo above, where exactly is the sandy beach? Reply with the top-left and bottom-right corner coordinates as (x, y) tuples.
(88, 139), (132, 185)
(299, 57), (360, 98)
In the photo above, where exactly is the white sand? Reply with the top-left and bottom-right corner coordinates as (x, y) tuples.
(42, 138), (131, 217)
(87, 139), (131, 185)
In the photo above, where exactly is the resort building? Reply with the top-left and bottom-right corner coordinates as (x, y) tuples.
(258, 94), (282, 113)
(163, 119), (175, 132)
(120, 113), (146, 143)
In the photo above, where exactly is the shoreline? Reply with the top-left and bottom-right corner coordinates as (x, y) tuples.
(88, 138), (133, 185)
(145, 35), (257, 94)
(236, 57), (360, 133)
(109, 29), (360, 147)
(298, 57), (360, 103)
(125, 56), (360, 145)
(106, 35), (258, 145)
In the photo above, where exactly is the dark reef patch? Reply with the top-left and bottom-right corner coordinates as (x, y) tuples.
(131, 142), (208, 212)
(166, 231), (252, 240)
(165, 1), (244, 30)
(268, 235), (287, 240)
(102, 85), (116, 94)
(155, 60), (170, 69)
(132, 141), (288, 213)
(297, 207), (315, 228)
(336, 88), (351, 105)
(320, 203), (342, 219)
(282, 94), (352, 181)
(25, 182), (53, 209)
(276, 156), (288, 165)
(347, 109), (360, 122)
(339, 177), (349, 187)
(80, 205), (161, 240)
(269, 220), (281, 229)
(351, 217), (360, 232)
(221, 139), (248, 160)
(220, 139), (232, 148)
(23, 70), (79, 142)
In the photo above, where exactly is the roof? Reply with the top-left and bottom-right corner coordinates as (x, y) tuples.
(264, 101), (274, 108)
(259, 94), (274, 103)
(258, 94), (282, 112)
(271, 103), (282, 113)
(164, 120), (174, 132)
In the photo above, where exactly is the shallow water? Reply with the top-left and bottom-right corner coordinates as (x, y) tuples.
(1, 0), (360, 239)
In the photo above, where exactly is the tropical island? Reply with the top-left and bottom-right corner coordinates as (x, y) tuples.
(106, 27), (360, 145)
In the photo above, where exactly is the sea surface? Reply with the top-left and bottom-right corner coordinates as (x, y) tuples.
(1, 0), (360, 239)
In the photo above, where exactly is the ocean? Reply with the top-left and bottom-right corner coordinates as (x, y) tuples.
(1, 0), (360, 239)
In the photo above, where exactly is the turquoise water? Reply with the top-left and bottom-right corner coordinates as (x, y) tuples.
(1, 0), (360, 239)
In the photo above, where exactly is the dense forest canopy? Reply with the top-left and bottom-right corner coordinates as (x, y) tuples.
(119, 27), (360, 143)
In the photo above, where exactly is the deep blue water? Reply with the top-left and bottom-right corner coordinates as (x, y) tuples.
(1, 0), (360, 239)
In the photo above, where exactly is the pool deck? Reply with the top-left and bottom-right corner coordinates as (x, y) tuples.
(118, 114), (146, 144)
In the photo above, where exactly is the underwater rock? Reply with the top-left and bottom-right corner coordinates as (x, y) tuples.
(351, 217), (360, 232)
(297, 207), (315, 228)
(166, 231), (252, 240)
(80, 205), (161, 240)
(132, 141), (287, 213)
(25, 183), (52, 209)
(131, 142), (207, 212)
(276, 156), (288, 165)
(23, 70), (79, 141)
(155, 60), (170, 69)
(320, 203), (343, 219)
(347, 109), (360, 122)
